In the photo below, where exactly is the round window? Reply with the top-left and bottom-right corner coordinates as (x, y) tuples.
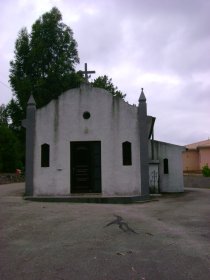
(83, 111), (91, 119)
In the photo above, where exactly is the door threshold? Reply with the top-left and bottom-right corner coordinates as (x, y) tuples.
(71, 193), (102, 196)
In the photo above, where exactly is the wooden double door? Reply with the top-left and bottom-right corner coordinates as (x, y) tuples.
(71, 141), (101, 193)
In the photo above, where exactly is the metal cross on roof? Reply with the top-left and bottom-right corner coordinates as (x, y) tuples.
(81, 63), (96, 83)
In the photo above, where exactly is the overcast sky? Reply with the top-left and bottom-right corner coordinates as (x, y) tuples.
(0, 0), (210, 145)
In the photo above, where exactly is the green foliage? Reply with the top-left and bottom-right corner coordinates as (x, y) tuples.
(0, 125), (22, 172)
(0, 104), (8, 125)
(92, 75), (126, 99)
(202, 164), (210, 177)
(6, 99), (23, 130)
(9, 7), (81, 128)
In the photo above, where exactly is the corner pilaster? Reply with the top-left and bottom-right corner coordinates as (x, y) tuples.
(138, 88), (149, 196)
(24, 95), (36, 196)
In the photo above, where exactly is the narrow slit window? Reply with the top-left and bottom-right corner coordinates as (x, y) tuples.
(41, 144), (50, 167)
(163, 158), (169, 174)
(122, 141), (132, 166)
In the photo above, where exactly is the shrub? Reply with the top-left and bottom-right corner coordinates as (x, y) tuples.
(202, 164), (210, 177)
(0, 125), (22, 172)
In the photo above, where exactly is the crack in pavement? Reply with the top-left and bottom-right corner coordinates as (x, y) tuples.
(104, 215), (138, 234)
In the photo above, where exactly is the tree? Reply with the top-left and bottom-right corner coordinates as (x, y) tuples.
(202, 164), (210, 177)
(0, 104), (24, 172)
(0, 104), (8, 125)
(92, 75), (126, 99)
(9, 7), (82, 128)
(0, 125), (22, 172)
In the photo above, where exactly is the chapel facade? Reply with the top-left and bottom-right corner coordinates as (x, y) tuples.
(23, 83), (151, 198)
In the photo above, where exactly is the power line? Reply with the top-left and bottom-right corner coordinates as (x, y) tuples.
(0, 80), (10, 89)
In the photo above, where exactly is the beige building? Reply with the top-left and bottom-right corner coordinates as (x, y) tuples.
(182, 139), (210, 172)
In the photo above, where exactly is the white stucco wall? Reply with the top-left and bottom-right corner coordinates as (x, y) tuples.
(150, 140), (185, 192)
(33, 84), (141, 196)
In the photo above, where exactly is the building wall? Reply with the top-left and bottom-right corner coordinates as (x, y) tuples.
(150, 140), (184, 192)
(33, 85), (141, 196)
(182, 150), (199, 172)
(199, 148), (210, 169)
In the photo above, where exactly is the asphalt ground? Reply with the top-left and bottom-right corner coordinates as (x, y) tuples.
(0, 183), (210, 280)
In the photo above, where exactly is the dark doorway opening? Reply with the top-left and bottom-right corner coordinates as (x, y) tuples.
(71, 141), (101, 193)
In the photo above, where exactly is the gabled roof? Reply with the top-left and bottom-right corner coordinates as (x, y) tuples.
(186, 139), (210, 150)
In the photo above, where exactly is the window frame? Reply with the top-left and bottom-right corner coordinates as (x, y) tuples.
(122, 141), (132, 166)
(163, 158), (169, 174)
(41, 143), (50, 167)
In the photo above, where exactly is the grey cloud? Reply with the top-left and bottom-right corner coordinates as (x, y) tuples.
(84, 0), (210, 77)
